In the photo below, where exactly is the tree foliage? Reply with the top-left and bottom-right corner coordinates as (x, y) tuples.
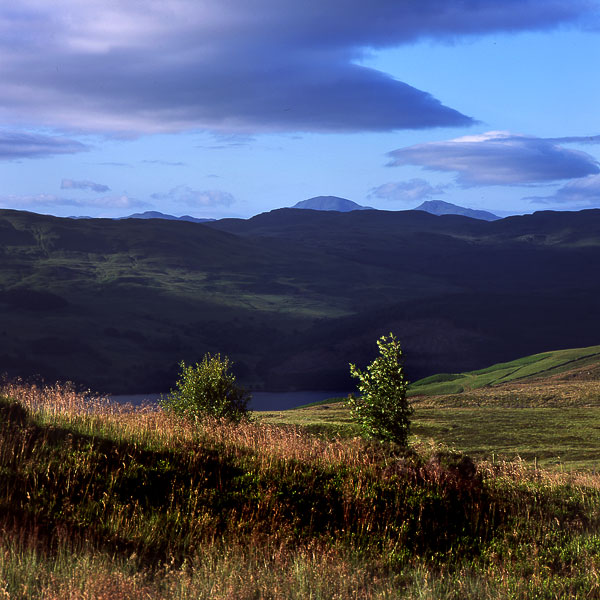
(348, 333), (412, 446)
(161, 354), (250, 423)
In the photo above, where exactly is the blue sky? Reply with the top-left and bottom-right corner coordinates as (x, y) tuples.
(0, 1), (598, 219)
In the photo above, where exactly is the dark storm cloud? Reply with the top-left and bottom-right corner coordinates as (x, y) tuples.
(61, 178), (110, 192)
(0, 1), (597, 135)
(387, 132), (600, 186)
(0, 131), (88, 159)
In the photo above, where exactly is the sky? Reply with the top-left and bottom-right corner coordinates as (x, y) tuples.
(0, 0), (599, 220)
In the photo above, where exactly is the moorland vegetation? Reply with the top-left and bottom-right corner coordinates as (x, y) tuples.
(1, 345), (599, 598)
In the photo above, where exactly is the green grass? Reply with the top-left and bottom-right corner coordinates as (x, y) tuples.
(259, 402), (360, 438)
(258, 404), (600, 470)
(413, 407), (600, 470)
(408, 344), (600, 397)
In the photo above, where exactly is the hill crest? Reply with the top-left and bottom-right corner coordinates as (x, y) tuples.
(120, 210), (214, 223)
(415, 200), (499, 221)
(291, 196), (372, 212)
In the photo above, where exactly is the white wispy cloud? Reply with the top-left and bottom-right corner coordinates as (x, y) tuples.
(61, 178), (110, 192)
(141, 160), (186, 167)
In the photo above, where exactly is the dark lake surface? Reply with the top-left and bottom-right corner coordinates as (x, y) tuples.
(111, 390), (349, 412)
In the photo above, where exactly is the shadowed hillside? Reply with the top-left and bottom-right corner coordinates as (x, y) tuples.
(1, 207), (599, 394)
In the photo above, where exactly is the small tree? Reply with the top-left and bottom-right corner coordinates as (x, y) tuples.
(348, 333), (412, 446)
(161, 354), (250, 423)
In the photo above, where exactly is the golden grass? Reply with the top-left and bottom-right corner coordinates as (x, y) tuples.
(4, 379), (599, 483)
(0, 380), (383, 471)
(2, 380), (600, 599)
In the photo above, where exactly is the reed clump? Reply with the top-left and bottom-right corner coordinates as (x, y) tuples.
(1, 381), (599, 599)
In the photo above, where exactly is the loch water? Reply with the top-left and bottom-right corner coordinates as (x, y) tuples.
(110, 390), (349, 411)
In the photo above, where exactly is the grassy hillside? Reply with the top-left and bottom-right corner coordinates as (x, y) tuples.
(1, 381), (599, 598)
(409, 344), (600, 397)
(1, 207), (600, 393)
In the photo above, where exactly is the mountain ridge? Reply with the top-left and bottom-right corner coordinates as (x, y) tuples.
(1, 206), (599, 393)
(119, 210), (215, 223)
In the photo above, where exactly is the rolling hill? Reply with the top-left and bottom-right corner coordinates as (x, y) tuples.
(409, 344), (600, 397)
(1, 206), (599, 394)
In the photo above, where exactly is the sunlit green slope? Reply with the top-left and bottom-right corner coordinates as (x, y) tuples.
(408, 344), (600, 396)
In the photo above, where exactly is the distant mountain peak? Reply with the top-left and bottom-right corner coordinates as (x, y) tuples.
(291, 196), (372, 212)
(120, 211), (214, 223)
(415, 200), (499, 221)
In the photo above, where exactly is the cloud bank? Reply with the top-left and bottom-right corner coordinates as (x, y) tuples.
(151, 186), (235, 207)
(388, 132), (600, 186)
(0, 131), (88, 160)
(0, 1), (597, 135)
(0, 193), (147, 211)
(369, 178), (448, 203)
(527, 173), (600, 207)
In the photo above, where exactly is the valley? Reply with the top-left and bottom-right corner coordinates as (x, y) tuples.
(1, 206), (599, 396)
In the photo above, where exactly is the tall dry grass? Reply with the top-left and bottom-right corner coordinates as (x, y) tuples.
(1, 379), (386, 468)
(1, 380), (600, 599)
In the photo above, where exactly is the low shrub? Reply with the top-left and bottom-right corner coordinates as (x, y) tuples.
(160, 354), (250, 423)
